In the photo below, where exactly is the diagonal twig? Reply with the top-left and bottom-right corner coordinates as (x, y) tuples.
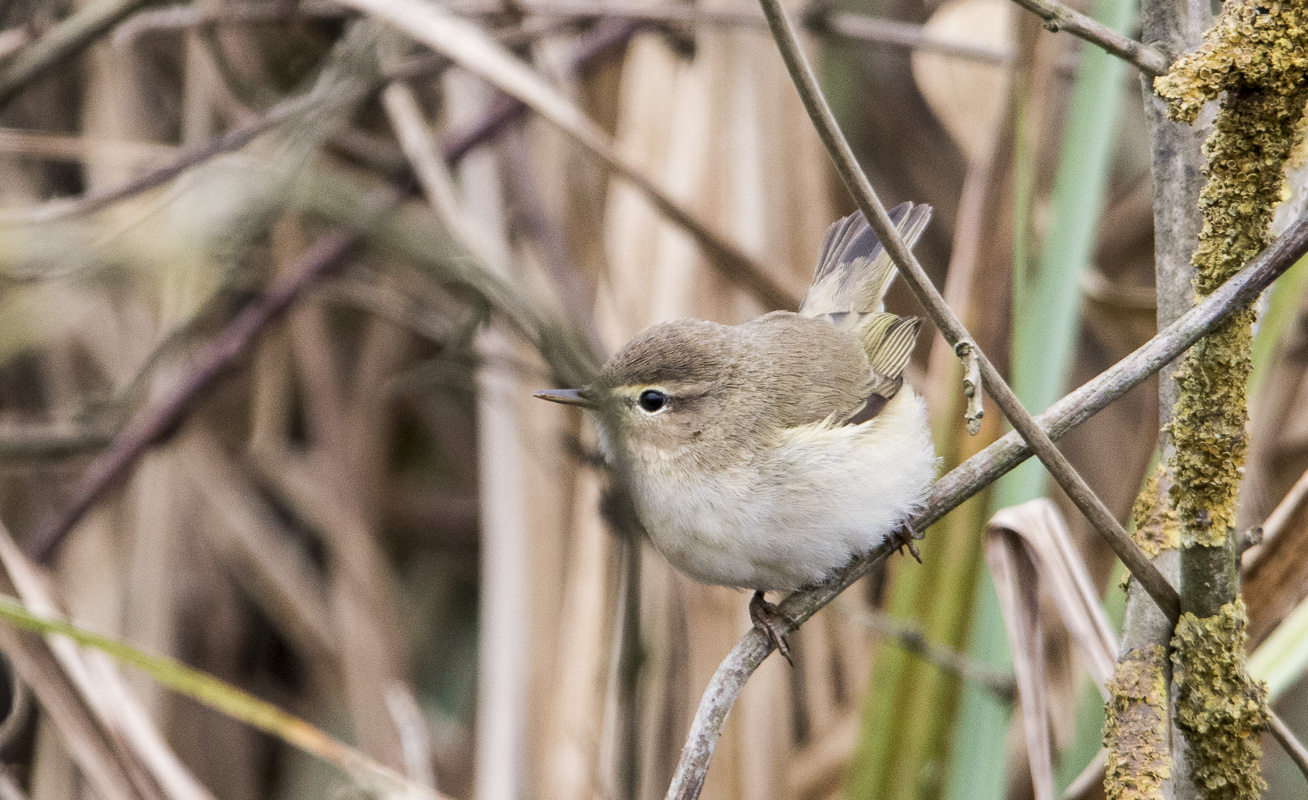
(663, 203), (1308, 800)
(837, 602), (1016, 701)
(1005, 0), (1171, 75)
(758, 0), (1180, 623)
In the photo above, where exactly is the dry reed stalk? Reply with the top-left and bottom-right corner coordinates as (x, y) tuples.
(181, 428), (340, 668)
(25, 13), (203, 797)
(269, 218), (413, 771)
(443, 71), (536, 800)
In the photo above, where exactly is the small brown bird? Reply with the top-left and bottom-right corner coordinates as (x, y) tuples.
(537, 205), (939, 658)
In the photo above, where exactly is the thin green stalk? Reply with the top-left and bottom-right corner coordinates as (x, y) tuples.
(0, 595), (442, 800)
(949, 1), (1135, 798)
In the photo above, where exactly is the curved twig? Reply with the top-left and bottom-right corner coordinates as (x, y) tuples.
(760, 0), (1181, 629)
(1006, 0), (1171, 75)
(664, 207), (1308, 800)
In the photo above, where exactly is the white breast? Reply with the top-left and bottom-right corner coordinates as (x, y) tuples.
(632, 390), (938, 591)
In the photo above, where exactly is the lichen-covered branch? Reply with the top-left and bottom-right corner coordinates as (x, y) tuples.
(1153, 3), (1308, 797)
(1171, 601), (1269, 798)
(1104, 0), (1210, 793)
(1105, 469), (1181, 800)
(1105, 644), (1172, 799)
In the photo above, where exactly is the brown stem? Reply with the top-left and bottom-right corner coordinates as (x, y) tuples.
(1006, 0), (1172, 75)
(26, 231), (360, 563)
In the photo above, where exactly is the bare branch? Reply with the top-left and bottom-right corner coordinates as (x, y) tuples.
(1006, 0), (1172, 75)
(837, 602), (1015, 701)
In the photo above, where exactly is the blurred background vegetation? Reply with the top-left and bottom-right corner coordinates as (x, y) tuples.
(0, 1), (1304, 799)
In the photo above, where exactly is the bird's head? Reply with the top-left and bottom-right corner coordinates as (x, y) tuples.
(535, 319), (749, 471)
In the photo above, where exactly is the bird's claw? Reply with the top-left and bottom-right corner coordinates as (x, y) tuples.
(749, 591), (795, 666)
(892, 522), (924, 564)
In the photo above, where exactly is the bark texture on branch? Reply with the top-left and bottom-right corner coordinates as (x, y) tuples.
(1103, 0), (1208, 795)
(1153, 3), (1308, 796)
(1106, 469), (1180, 800)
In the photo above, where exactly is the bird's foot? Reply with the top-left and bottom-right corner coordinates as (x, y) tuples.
(892, 522), (924, 564)
(749, 590), (795, 666)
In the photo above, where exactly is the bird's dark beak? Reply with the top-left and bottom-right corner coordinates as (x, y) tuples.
(533, 388), (598, 408)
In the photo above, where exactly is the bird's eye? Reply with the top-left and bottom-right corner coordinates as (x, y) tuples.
(638, 389), (667, 413)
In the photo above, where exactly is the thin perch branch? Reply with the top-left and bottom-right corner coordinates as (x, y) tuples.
(663, 205), (1308, 800)
(758, 0), (1180, 624)
(1006, 0), (1171, 75)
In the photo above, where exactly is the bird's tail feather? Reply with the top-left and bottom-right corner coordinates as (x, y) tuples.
(800, 202), (933, 317)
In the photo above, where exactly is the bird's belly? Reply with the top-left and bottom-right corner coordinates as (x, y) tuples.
(634, 476), (795, 589)
(631, 393), (938, 590)
(633, 446), (934, 590)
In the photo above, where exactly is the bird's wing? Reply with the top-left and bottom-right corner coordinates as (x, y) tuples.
(800, 203), (933, 317)
(841, 313), (923, 423)
(739, 311), (923, 427)
(737, 312), (876, 428)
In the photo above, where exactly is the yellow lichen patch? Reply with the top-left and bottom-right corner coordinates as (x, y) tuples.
(1155, 2), (1308, 549)
(1167, 313), (1254, 547)
(1155, 1), (1308, 123)
(1172, 601), (1269, 800)
(1152, 7), (1302, 792)
(1131, 466), (1179, 556)
(1104, 645), (1172, 800)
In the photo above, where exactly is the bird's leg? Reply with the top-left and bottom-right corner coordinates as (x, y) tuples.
(891, 521), (924, 564)
(749, 590), (795, 666)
